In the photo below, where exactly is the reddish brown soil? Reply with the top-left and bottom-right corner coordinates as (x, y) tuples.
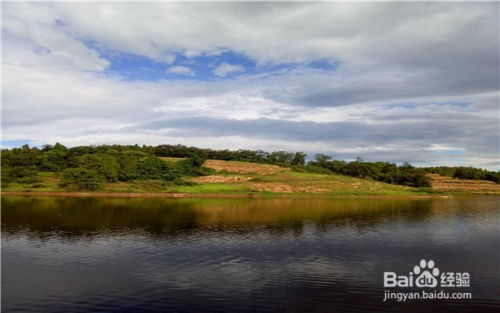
(204, 160), (288, 175)
(428, 174), (500, 194)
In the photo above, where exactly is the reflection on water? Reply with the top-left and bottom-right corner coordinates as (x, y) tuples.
(2, 196), (499, 312)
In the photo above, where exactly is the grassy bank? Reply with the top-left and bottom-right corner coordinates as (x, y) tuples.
(3, 159), (498, 196)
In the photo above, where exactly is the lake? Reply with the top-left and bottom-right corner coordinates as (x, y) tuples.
(2, 196), (499, 312)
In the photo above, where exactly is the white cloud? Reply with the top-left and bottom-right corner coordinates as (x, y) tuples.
(213, 63), (245, 77)
(2, 2), (109, 72)
(1, 2), (498, 169)
(166, 65), (195, 76)
(24, 2), (495, 70)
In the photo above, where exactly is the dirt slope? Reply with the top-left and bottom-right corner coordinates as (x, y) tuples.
(428, 174), (500, 194)
(204, 160), (288, 175)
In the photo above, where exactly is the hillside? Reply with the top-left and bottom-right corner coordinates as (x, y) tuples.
(184, 159), (420, 195)
(3, 158), (500, 196)
(187, 160), (499, 195)
(3, 157), (499, 196)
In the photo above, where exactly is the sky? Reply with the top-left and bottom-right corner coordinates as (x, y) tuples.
(1, 2), (499, 169)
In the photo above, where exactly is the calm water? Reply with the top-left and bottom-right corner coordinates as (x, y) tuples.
(2, 196), (499, 313)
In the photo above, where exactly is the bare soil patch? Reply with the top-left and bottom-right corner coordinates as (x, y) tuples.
(429, 174), (500, 194)
(204, 160), (288, 175)
(190, 175), (251, 183)
(249, 182), (294, 193)
(248, 182), (328, 193)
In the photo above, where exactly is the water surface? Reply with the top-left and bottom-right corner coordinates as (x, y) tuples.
(2, 196), (499, 312)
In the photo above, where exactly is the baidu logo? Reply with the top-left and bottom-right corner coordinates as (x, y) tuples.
(413, 259), (439, 288)
(384, 259), (470, 288)
(382, 259), (472, 302)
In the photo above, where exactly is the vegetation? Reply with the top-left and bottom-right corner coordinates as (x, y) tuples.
(424, 166), (500, 183)
(1, 143), (498, 193)
(153, 144), (499, 185)
(298, 157), (432, 188)
(59, 168), (103, 191)
(295, 157), (499, 188)
(1, 143), (212, 191)
(152, 144), (307, 166)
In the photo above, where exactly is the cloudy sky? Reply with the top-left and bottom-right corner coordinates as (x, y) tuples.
(2, 2), (499, 168)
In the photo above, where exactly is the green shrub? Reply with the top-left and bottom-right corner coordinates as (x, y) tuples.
(1, 166), (38, 184)
(137, 156), (184, 181)
(453, 167), (481, 180)
(116, 154), (139, 181)
(59, 168), (102, 191)
(306, 159), (432, 187)
(78, 154), (119, 182)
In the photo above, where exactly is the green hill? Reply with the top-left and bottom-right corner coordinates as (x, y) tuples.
(2, 159), (434, 196)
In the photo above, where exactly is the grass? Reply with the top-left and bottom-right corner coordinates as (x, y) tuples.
(2, 172), (61, 192)
(243, 170), (429, 195)
(3, 160), (497, 196)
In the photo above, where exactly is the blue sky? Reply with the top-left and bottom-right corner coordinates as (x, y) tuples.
(99, 48), (337, 82)
(2, 2), (499, 169)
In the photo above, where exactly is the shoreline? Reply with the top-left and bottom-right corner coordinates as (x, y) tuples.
(1, 191), (453, 199)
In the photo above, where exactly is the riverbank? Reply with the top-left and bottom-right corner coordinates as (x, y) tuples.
(1, 191), (453, 199)
(3, 160), (498, 196)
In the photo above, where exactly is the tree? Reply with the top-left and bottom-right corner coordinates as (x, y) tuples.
(116, 153), (139, 181)
(78, 154), (119, 182)
(53, 142), (68, 152)
(3, 146), (43, 168)
(137, 156), (166, 180)
(453, 167), (480, 180)
(186, 154), (206, 168)
(96, 154), (119, 182)
(41, 144), (54, 152)
(314, 154), (332, 164)
(2, 166), (38, 184)
(59, 168), (102, 190)
(41, 149), (67, 171)
(292, 152), (307, 166)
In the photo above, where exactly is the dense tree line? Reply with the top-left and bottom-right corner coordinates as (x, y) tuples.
(424, 166), (500, 183)
(1, 143), (211, 190)
(152, 144), (307, 166)
(297, 155), (433, 188)
(295, 155), (499, 187)
(1, 143), (307, 166)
